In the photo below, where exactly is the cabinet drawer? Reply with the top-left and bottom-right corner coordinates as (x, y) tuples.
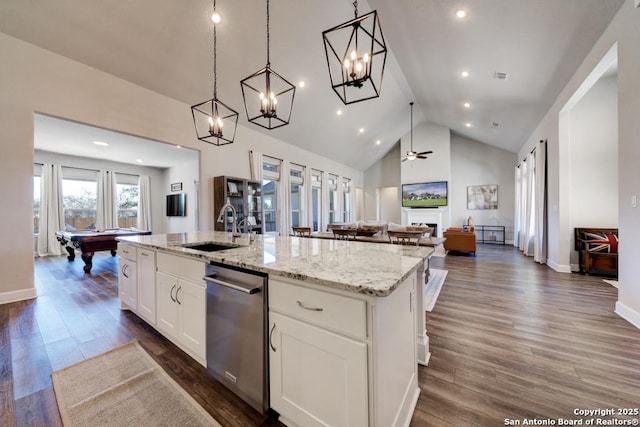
(269, 279), (367, 340)
(118, 244), (137, 261)
(156, 252), (205, 285)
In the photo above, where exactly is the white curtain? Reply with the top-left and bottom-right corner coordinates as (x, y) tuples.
(322, 171), (330, 229)
(249, 150), (263, 182)
(303, 167), (312, 227)
(280, 161), (290, 236)
(37, 164), (64, 257)
(534, 141), (547, 263)
(513, 166), (521, 248)
(137, 175), (152, 231)
(523, 151), (535, 256)
(96, 170), (117, 230)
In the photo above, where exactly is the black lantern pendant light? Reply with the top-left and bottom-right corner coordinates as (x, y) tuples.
(240, 0), (295, 130)
(322, 0), (388, 105)
(191, 0), (239, 146)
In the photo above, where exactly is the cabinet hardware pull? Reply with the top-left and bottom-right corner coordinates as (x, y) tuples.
(296, 300), (323, 312)
(176, 286), (182, 305)
(269, 323), (276, 352)
(141, 252), (149, 256)
(122, 264), (129, 279)
(170, 284), (176, 302)
(409, 292), (412, 313)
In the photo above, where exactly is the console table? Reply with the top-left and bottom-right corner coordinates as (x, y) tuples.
(475, 225), (505, 245)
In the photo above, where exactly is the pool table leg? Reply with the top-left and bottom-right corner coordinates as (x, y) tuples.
(81, 252), (94, 273)
(65, 246), (75, 261)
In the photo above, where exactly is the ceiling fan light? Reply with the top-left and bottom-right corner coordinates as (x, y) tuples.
(407, 151), (417, 161)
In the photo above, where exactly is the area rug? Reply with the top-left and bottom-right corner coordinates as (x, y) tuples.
(603, 278), (618, 288)
(424, 268), (448, 312)
(51, 341), (220, 427)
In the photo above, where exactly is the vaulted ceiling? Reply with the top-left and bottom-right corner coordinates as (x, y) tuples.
(0, 0), (624, 170)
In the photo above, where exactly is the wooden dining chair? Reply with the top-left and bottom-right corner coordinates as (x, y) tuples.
(332, 228), (357, 240)
(292, 226), (312, 237)
(387, 230), (423, 245)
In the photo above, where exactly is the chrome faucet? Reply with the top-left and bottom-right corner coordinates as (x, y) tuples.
(217, 202), (241, 238)
(237, 218), (255, 242)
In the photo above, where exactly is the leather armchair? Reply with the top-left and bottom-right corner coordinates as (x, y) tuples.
(443, 227), (477, 255)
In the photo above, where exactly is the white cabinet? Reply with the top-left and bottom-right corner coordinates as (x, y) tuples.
(118, 244), (137, 310)
(137, 248), (156, 324)
(156, 253), (206, 365)
(269, 312), (368, 427)
(269, 275), (419, 427)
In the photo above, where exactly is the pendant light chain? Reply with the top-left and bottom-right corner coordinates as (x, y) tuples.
(266, 0), (270, 67)
(353, 0), (358, 18)
(410, 102), (414, 151)
(212, 0), (217, 99)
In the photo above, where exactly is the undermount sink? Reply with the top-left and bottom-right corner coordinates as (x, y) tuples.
(182, 243), (240, 252)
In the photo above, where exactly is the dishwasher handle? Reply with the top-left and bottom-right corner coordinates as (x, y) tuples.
(203, 275), (262, 295)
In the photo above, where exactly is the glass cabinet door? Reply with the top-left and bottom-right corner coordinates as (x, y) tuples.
(246, 181), (263, 234)
(224, 178), (245, 232)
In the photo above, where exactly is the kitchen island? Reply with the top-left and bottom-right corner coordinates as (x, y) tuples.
(117, 231), (433, 427)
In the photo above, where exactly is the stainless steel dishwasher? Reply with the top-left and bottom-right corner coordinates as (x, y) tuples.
(203, 262), (268, 414)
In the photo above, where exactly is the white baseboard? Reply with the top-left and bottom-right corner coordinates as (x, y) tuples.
(0, 287), (38, 305)
(547, 259), (572, 273)
(615, 301), (640, 330)
(417, 334), (430, 366)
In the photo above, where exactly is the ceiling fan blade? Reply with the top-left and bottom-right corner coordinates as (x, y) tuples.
(417, 156), (428, 159)
(401, 157), (408, 162)
(416, 150), (433, 155)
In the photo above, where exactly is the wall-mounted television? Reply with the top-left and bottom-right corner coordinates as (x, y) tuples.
(402, 181), (448, 208)
(166, 193), (186, 217)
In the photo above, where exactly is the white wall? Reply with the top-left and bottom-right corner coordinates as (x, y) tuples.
(164, 158), (200, 233)
(569, 74), (618, 266)
(450, 134), (517, 241)
(363, 142), (401, 220)
(0, 32), (362, 302)
(401, 122), (451, 185)
(517, 0), (640, 327)
(569, 74), (618, 229)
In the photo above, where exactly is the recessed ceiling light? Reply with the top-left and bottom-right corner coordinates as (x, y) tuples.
(211, 12), (221, 24)
(176, 145), (182, 149)
(92, 140), (109, 146)
(463, 102), (471, 108)
(456, 10), (467, 18)
(359, 128), (365, 133)
(298, 81), (305, 88)
(376, 140), (381, 145)
(465, 122), (472, 127)
(460, 71), (470, 78)
(336, 109), (343, 116)
(136, 159), (143, 163)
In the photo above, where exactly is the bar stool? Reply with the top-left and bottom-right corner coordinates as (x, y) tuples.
(332, 228), (357, 240)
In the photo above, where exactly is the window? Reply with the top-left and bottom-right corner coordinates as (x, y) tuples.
(311, 169), (323, 232)
(342, 177), (351, 222)
(290, 164), (305, 228)
(117, 183), (139, 228)
(263, 156), (281, 234)
(62, 177), (98, 230)
(328, 174), (338, 224)
(33, 175), (41, 234)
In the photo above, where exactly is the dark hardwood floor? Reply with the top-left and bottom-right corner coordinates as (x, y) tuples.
(1, 244), (639, 426)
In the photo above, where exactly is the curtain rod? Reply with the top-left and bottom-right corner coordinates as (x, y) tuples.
(34, 163), (139, 177)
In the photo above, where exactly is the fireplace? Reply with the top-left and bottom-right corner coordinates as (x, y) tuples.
(412, 222), (437, 237)
(402, 208), (449, 237)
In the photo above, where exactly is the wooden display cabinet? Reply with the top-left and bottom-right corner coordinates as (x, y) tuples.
(213, 176), (263, 233)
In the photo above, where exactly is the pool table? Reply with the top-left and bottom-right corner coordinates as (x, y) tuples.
(55, 229), (152, 273)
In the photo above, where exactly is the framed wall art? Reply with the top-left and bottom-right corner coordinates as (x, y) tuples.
(467, 184), (498, 210)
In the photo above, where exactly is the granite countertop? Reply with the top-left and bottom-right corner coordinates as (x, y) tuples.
(118, 231), (433, 297)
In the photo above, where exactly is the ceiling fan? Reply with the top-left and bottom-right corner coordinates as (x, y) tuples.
(402, 102), (433, 162)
